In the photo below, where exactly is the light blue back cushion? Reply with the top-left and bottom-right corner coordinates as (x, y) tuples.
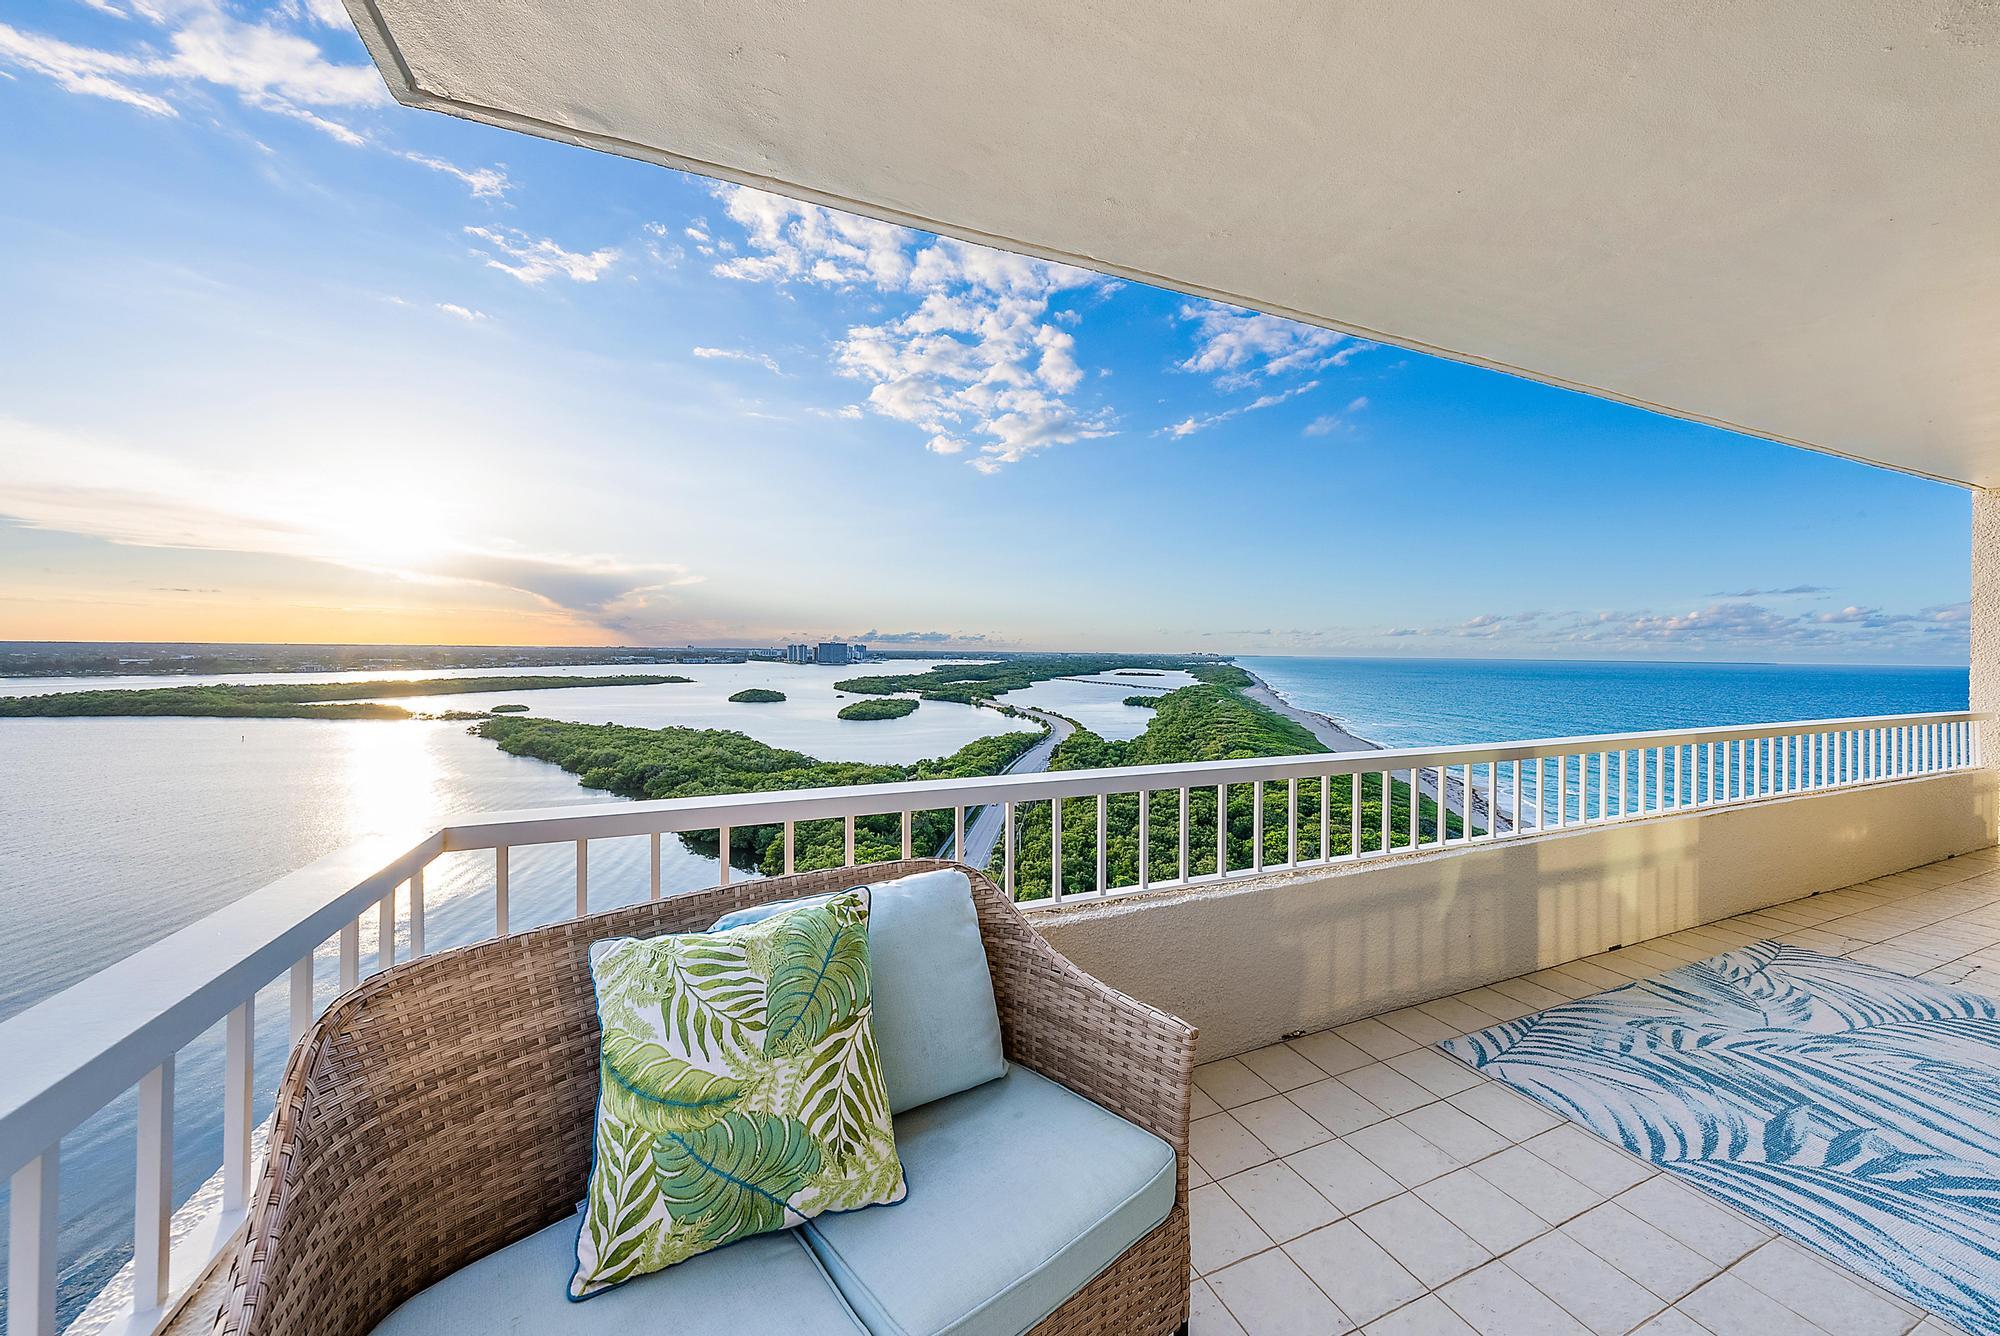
(711, 869), (1006, 1113)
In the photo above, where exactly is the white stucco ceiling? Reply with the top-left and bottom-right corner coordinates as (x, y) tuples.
(345, 0), (2000, 486)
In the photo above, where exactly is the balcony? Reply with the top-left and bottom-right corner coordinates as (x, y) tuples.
(0, 710), (1989, 1333)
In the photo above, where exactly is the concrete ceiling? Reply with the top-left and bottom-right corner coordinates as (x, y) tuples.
(345, 0), (2000, 486)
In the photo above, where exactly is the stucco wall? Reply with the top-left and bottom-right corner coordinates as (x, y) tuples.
(1034, 772), (1997, 1058)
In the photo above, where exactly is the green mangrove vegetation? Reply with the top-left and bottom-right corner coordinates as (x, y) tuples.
(728, 688), (787, 703)
(0, 674), (692, 720)
(489, 703), (531, 713)
(834, 654), (1227, 705)
(998, 673), (1459, 898)
(837, 698), (918, 721)
(476, 715), (1044, 874)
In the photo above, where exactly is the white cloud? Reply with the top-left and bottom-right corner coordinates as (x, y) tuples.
(1177, 303), (1368, 389)
(437, 303), (487, 321)
(398, 150), (510, 199)
(1164, 379), (1319, 438)
(692, 346), (781, 374)
(465, 226), (621, 285)
(0, 22), (177, 116)
(1304, 396), (1370, 437)
(710, 185), (1114, 471)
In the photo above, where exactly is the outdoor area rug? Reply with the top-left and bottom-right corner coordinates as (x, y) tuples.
(1438, 941), (2000, 1335)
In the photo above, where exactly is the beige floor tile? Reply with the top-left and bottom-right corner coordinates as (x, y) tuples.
(1337, 1063), (1435, 1117)
(1414, 1168), (1547, 1253)
(1190, 1157), (1212, 1188)
(1209, 1246), (1356, 1335)
(1289, 1030), (1376, 1078)
(1288, 1078), (1392, 1136)
(1448, 1081), (1561, 1141)
(1468, 1146), (1603, 1224)
(1360, 1295), (1478, 1335)
(1397, 1102), (1512, 1162)
(1191, 1181), (1275, 1274)
(1344, 1120), (1461, 1188)
(1548, 958), (1640, 992)
(1521, 1125), (1655, 1196)
(1240, 1042), (1332, 1093)
(1727, 1239), (1919, 1336)
(1336, 1016), (1425, 1060)
(1219, 1161), (1343, 1243)
(1350, 1193), (1491, 1288)
(1287, 1221), (1426, 1326)
(1674, 1272), (1830, 1335)
(1375, 1006), (1465, 1045)
(1438, 1261), (1593, 1335)
(1627, 1309), (1710, 1335)
(1613, 1177), (1770, 1266)
(1194, 1111), (1277, 1179)
(1198, 1057), (1283, 1109)
(1235, 1094), (1334, 1156)
(1417, 996), (1506, 1033)
(1453, 987), (1539, 1021)
(1191, 1086), (1224, 1120)
(1286, 1138), (1402, 1215)
(1386, 1049), (1484, 1099)
(1191, 1278), (1250, 1336)
(1562, 1201), (1719, 1301)
(1506, 1232), (1663, 1335)
(1486, 977), (1571, 1011)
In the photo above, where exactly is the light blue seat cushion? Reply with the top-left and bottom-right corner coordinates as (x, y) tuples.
(711, 868), (1006, 1113)
(802, 1066), (1177, 1336)
(370, 1216), (866, 1334)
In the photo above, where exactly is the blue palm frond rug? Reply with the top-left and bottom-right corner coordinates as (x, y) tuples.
(1439, 941), (2000, 1335)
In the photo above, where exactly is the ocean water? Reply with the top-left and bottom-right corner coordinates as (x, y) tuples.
(1240, 656), (1970, 750)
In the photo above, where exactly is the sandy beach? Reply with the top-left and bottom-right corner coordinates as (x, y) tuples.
(1240, 670), (1382, 753)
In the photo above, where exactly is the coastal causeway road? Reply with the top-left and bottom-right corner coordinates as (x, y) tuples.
(945, 706), (1074, 869)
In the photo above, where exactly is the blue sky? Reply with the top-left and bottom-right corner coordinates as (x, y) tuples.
(0, 0), (1973, 662)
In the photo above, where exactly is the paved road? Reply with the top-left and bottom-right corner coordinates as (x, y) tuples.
(945, 707), (1074, 868)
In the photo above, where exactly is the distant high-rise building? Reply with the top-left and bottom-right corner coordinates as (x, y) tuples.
(815, 641), (852, 666)
(852, 644), (868, 660)
(785, 643), (813, 664)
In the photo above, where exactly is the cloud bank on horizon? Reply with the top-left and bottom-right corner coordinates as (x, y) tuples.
(0, 0), (1973, 662)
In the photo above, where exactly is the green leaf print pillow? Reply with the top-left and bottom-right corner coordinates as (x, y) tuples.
(571, 888), (906, 1299)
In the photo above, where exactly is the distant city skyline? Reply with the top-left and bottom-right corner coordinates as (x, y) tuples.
(0, 0), (1973, 664)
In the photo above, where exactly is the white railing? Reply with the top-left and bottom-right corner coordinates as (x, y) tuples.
(0, 710), (1982, 1333)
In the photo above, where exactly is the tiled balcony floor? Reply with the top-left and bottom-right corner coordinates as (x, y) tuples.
(1188, 845), (2000, 1336)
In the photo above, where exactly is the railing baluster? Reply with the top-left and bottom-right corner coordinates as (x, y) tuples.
(1050, 798), (1064, 902)
(497, 845), (512, 932)
(575, 839), (588, 916)
(289, 956), (313, 1044)
(134, 1057), (173, 1313)
(410, 865), (425, 959)
(1095, 794), (1107, 894)
(647, 834), (660, 902)
(1003, 803), (1015, 896)
(718, 826), (732, 885)
(1287, 778), (1299, 865)
(340, 918), (359, 991)
(1138, 790), (1151, 892)
(10, 1146), (59, 1336)
(784, 821), (796, 874)
(900, 811), (911, 860)
(1252, 780), (1265, 872)
(375, 890), (394, 974)
(223, 998), (253, 1213)
(844, 814), (856, 866)
(1217, 783), (1229, 878)
(1180, 787), (1192, 881)
(1320, 775), (1331, 861)
(953, 807), (965, 862)
(1351, 772), (1362, 854)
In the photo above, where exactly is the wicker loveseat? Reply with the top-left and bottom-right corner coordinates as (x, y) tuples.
(179, 859), (1196, 1336)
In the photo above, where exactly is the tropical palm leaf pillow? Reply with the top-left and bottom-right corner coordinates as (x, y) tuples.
(571, 888), (906, 1299)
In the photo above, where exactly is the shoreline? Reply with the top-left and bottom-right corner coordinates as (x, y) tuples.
(1238, 668), (1383, 754)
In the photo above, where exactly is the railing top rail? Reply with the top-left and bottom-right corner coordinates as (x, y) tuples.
(0, 708), (1980, 1179)
(433, 710), (1987, 849)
